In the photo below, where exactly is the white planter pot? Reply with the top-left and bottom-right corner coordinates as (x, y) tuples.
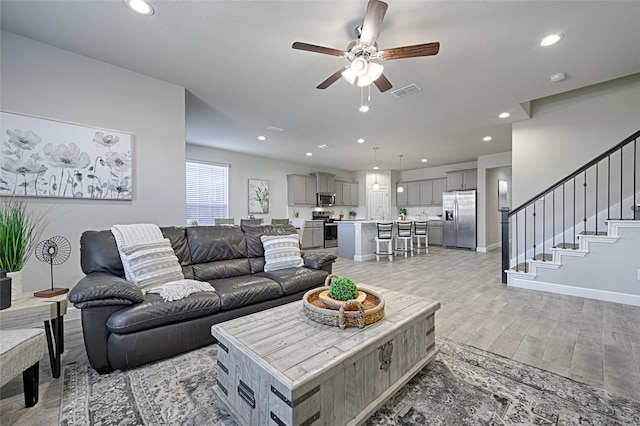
(7, 270), (23, 301)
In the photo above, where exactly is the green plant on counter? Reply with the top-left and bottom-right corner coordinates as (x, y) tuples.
(399, 208), (407, 219)
(329, 276), (358, 301)
(348, 211), (356, 217)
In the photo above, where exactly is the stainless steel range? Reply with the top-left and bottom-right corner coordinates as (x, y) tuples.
(312, 211), (338, 248)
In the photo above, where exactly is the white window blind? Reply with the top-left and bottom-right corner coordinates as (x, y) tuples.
(186, 161), (229, 225)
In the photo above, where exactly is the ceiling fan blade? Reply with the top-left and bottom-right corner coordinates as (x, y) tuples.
(374, 73), (392, 92)
(317, 66), (349, 89)
(292, 42), (345, 57)
(359, 0), (388, 47)
(380, 42), (440, 60)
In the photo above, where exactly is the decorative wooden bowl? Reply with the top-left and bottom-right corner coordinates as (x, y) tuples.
(302, 275), (385, 329)
(318, 290), (367, 309)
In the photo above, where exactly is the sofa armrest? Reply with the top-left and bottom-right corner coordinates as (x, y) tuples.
(301, 252), (337, 270)
(69, 272), (144, 306)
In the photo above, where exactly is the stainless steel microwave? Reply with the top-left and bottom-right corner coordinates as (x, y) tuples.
(317, 192), (336, 207)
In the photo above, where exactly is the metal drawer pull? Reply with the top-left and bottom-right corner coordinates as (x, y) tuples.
(237, 380), (255, 409)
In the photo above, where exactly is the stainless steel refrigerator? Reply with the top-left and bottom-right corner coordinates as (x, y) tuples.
(442, 190), (477, 249)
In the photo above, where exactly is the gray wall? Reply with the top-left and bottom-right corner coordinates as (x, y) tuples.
(512, 73), (640, 206)
(1, 31), (187, 291)
(186, 144), (354, 222)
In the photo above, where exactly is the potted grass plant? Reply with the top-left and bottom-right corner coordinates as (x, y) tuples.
(0, 197), (47, 300)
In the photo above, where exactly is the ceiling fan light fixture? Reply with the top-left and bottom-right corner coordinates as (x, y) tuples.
(357, 74), (373, 87)
(368, 62), (384, 81)
(342, 68), (356, 85)
(351, 57), (369, 77)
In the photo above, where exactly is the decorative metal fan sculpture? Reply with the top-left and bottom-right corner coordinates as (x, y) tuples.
(33, 236), (71, 298)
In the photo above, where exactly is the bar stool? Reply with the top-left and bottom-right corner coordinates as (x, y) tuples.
(395, 221), (414, 258)
(413, 221), (429, 254)
(374, 222), (394, 262)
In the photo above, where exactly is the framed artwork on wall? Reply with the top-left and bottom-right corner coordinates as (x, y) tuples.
(248, 178), (269, 214)
(1, 111), (133, 200)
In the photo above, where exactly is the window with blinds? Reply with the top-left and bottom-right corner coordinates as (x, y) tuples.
(186, 161), (229, 225)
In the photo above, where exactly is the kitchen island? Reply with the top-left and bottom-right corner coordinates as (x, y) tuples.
(337, 221), (377, 261)
(338, 218), (442, 261)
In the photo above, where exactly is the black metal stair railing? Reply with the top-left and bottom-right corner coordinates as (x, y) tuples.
(501, 130), (640, 283)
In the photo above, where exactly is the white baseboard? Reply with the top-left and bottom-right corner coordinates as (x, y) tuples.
(509, 277), (640, 306)
(354, 254), (376, 262)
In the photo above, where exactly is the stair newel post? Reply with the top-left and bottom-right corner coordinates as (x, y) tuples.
(500, 208), (510, 284)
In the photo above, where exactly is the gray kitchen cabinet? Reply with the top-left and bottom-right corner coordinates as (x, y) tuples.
(397, 178), (447, 206)
(428, 221), (443, 246)
(432, 179), (447, 205)
(301, 220), (324, 249)
(306, 178), (316, 205)
(419, 180), (434, 205)
(334, 181), (358, 206)
(334, 181), (344, 205)
(407, 182), (421, 205)
(315, 173), (335, 194)
(446, 169), (477, 191)
(396, 184), (408, 206)
(287, 175), (317, 206)
(349, 183), (359, 206)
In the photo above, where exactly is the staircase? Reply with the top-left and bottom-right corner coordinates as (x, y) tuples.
(501, 130), (640, 306)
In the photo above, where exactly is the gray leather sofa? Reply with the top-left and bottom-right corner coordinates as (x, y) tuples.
(69, 224), (336, 373)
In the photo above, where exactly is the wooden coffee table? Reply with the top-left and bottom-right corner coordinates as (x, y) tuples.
(0, 292), (67, 378)
(211, 286), (440, 426)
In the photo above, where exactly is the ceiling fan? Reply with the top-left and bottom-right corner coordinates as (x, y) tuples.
(292, 0), (440, 93)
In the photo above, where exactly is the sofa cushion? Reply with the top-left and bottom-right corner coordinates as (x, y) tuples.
(261, 234), (304, 272)
(187, 226), (247, 263)
(213, 275), (283, 311)
(118, 239), (185, 289)
(193, 258), (252, 281)
(80, 230), (124, 277)
(106, 291), (221, 334)
(258, 268), (329, 296)
(161, 226), (191, 265)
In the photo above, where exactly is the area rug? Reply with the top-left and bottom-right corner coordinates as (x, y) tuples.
(59, 336), (639, 425)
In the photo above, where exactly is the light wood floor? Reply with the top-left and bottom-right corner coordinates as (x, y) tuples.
(2, 247), (639, 424)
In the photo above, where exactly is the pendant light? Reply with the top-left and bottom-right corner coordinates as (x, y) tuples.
(397, 154), (404, 193)
(372, 147), (380, 190)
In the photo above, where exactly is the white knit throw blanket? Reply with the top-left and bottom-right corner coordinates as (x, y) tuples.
(147, 280), (216, 302)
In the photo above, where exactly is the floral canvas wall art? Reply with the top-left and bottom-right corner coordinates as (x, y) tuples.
(1, 112), (133, 200)
(248, 179), (269, 214)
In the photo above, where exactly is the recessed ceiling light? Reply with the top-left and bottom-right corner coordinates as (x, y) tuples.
(257, 135), (266, 141)
(549, 72), (567, 83)
(318, 144), (331, 149)
(126, 0), (154, 15)
(306, 152), (313, 157)
(373, 166), (379, 170)
(359, 105), (370, 113)
(483, 136), (492, 141)
(357, 138), (365, 144)
(498, 112), (511, 119)
(421, 158), (428, 163)
(540, 33), (563, 47)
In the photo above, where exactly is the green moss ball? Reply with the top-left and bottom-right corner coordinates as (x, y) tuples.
(329, 276), (358, 301)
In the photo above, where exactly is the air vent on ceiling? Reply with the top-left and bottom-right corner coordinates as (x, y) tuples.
(390, 84), (422, 98)
(317, 144), (331, 149)
(266, 126), (284, 133)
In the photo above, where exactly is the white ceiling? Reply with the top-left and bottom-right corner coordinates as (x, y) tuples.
(1, 1), (639, 172)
